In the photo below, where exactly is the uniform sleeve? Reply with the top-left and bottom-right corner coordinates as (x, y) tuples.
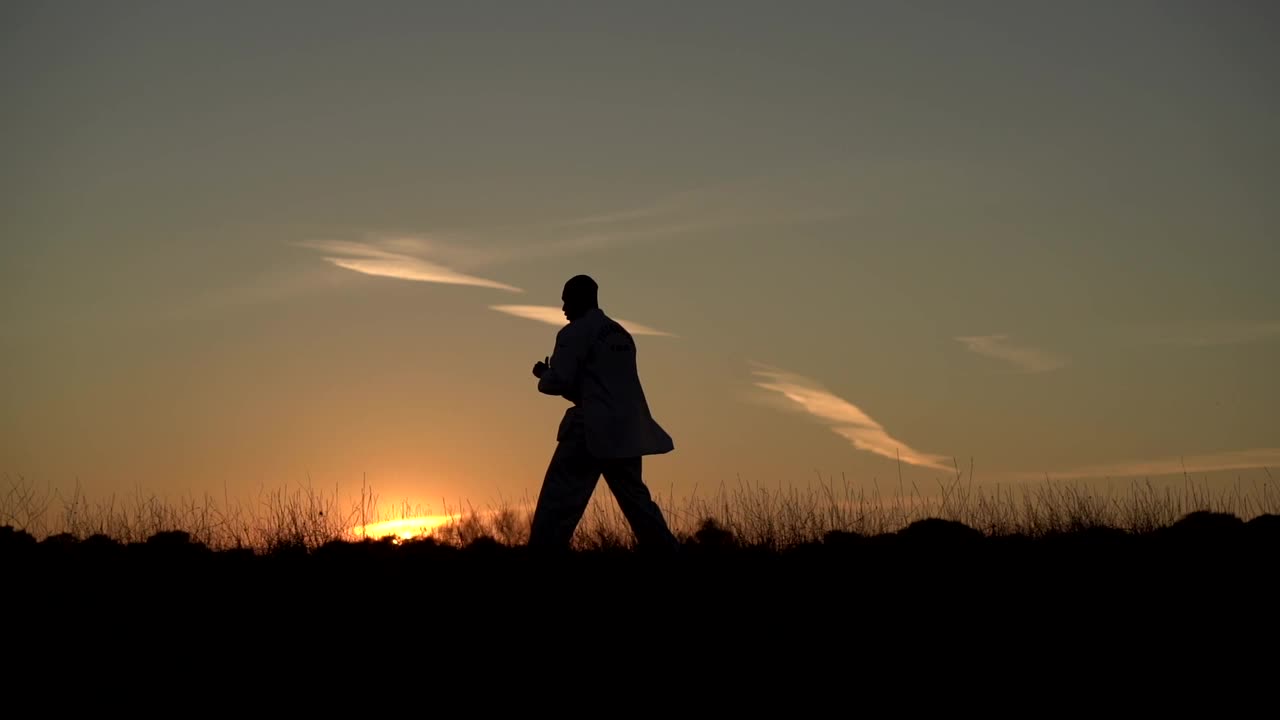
(538, 325), (589, 398)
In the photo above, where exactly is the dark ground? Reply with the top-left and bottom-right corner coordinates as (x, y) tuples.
(3, 511), (1275, 702)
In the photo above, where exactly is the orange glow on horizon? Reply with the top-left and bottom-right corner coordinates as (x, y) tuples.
(351, 514), (461, 541)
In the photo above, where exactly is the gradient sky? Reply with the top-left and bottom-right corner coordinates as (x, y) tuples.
(4, 1), (1278, 514)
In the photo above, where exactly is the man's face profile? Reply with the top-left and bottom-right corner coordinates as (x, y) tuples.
(561, 276), (596, 322)
(562, 289), (586, 322)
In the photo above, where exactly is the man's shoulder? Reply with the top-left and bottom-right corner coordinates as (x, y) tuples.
(556, 309), (628, 346)
(555, 314), (595, 344)
(594, 313), (631, 342)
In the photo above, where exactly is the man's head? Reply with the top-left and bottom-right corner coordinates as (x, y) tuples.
(561, 274), (599, 321)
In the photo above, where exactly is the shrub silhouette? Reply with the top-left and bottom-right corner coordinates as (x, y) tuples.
(894, 518), (983, 546)
(463, 535), (503, 555)
(1156, 511), (1247, 551)
(39, 532), (81, 556)
(1244, 513), (1279, 539)
(0, 525), (36, 555)
(820, 529), (865, 549)
(691, 518), (736, 549)
(1170, 510), (1245, 534)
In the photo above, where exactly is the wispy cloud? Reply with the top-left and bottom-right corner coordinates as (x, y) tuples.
(421, 218), (741, 269)
(295, 239), (521, 292)
(288, 181), (844, 314)
(550, 186), (714, 228)
(1012, 448), (1280, 481)
(525, 206), (847, 261)
(490, 305), (675, 337)
(185, 265), (358, 312)
(350, 180), (849, 270)
(955, 335), (1067, 373)
(750, 365), (952, 471)
(1146, 320), (1280, 348)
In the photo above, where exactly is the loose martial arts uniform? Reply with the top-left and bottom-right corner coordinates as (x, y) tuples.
(529, 307), (678, 551)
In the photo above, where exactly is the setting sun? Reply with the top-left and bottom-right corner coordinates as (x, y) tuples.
(351, 515), (461, 541)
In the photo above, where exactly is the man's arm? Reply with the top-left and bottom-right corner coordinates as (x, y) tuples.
(537, 326), (587, 398)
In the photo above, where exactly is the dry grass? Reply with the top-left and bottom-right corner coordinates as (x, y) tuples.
(2, 468), (1275, 553)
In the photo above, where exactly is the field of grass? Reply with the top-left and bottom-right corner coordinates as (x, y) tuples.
(6, 470), (1276, 672)
(3, 469), (1276, 552)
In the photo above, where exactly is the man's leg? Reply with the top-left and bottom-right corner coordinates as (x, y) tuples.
(601, 457), (679, 553)
(528, 433), (601, 553)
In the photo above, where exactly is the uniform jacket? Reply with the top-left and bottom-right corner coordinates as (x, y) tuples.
(537, 308), (674, 459)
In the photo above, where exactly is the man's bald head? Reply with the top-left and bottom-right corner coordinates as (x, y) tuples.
(561, 274), (599, 321)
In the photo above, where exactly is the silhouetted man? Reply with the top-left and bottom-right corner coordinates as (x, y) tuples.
(528, 275), (679, 554)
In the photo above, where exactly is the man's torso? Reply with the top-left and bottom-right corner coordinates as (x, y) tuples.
(555, 309), (673, 459)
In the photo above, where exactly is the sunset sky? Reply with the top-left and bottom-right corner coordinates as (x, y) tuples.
(3, 2), (1277, 516)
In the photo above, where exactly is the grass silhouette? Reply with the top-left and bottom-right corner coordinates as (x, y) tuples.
(6, 470), (1276, 676)
(3, 469), (1275, 552)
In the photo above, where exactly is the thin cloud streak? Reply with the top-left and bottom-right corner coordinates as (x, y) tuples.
(528, 206), (848, 260)
(750, 365), (952, 471)
(1012, 448), (1280, 481)
(418, 210), (845, 270)
(955, 335), (1067, 373)
(435, 219), (738, 269)
(188, 266), (358, 312)
(297, 239), (521, 292)
(1148, 320), (1280, 348)
(553, 198), (695, 228)
(355, 181), (850, 270)
(551, 178), (767, 228)
(490, 305), (676, 337)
